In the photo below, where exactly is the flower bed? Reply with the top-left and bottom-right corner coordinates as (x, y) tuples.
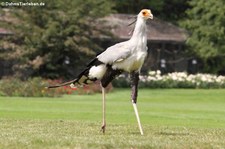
(112, 71), (225, 89)
(0, 78), (63, 97)
(0, 78), (113, 97)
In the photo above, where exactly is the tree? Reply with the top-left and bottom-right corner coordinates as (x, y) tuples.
(113, 0), (189, 24)
(0, 0), (113, 79)
(182, 0), (225, 73)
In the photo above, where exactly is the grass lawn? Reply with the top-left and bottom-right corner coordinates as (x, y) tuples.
(0, 89), (225, 149)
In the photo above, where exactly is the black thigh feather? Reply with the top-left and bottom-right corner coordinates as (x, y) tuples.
(101, 65), (123, 88)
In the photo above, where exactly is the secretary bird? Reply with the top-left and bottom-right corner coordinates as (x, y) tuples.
(47, 9), (153, 135)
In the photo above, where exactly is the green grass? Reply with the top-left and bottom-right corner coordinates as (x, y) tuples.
(0, 89), (225, 149)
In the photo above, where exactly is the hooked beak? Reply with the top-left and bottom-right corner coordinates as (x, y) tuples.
(149, 14), (153, 20)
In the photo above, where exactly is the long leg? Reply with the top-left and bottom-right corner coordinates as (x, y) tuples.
(130, 72), (144, 135)
(101, 86), (106, 134)
(100, 66), (122, 134)
(132, 101), (144, 135)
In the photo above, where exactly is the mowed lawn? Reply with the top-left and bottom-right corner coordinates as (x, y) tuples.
(0, 89), (225, 149)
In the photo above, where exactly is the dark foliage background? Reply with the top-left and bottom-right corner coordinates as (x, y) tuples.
(0, 0), (224, 79)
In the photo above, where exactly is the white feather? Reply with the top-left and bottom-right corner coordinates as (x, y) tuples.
(97, 12), (148, 73)
(112, 51), (147, 72)
(89, 64), (107, 79)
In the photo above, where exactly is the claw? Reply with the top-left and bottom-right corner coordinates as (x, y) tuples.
(101, 124), (106, 134)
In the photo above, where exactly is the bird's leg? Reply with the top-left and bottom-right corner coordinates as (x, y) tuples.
(101, 86), (106, 134)
(132, 101), (144, 135)
(130, 72), (144, 135)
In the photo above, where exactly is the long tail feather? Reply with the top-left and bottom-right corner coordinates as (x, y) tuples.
(46, 58), (104, 89)
(46, 67), (96, 89)
(46, 78), (77, 89)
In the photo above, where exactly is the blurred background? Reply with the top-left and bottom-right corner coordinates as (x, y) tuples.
(0, 0), (225, 96)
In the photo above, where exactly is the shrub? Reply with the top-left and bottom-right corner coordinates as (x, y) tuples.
(112, 71), (225, 89)
(0, 77), (61, 97)
(0, 78), (113, 97)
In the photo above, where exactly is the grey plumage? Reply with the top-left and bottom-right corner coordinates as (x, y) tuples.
(47, 9), (154, 135)
(97, 41), (132, 64)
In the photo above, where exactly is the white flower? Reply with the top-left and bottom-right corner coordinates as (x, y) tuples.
(171, 75), (177, 81)
(156, 76), (163, 80)
(147, 76), (155, 81)
(134, 71), (225, 88)
(156, 70), (161, 75)
(201, 76), (207, 81)
(148, 71), (156, 76)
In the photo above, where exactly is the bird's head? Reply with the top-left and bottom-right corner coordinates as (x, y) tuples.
(138, 9), (153, 20)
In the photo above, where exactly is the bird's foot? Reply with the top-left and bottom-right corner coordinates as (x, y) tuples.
(101, 124), (106, 134)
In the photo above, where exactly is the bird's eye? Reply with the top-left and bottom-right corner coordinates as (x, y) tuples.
(142, 11), (146, 15)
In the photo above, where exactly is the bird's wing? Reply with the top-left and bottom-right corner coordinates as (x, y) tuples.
(97, 41), (132, 64)
(47, 41), (132, 89)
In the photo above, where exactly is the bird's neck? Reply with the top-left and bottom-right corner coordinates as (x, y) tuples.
(130, 18), (147, 42)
